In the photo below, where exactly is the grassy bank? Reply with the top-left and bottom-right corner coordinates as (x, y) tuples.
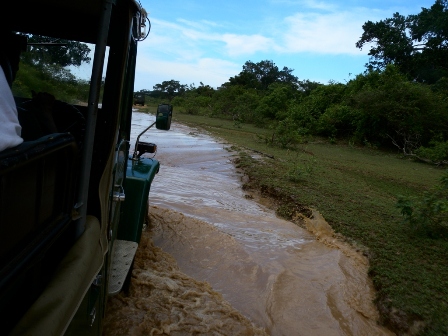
(142, 108), (447, 335)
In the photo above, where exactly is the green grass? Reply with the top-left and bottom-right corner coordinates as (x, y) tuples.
(164, 110), (448, 335)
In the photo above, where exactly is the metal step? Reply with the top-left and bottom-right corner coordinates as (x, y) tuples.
(108, 240), (138, 295)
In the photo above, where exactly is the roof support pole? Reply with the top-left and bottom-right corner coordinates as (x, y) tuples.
(74, 0), (114, 238)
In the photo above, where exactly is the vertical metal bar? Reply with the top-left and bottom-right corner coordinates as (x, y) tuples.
(74, 0), (114, 238)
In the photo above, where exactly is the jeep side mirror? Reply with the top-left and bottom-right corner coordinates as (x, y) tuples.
(156, 104), (172, 130)
(132, 104), (172, 160)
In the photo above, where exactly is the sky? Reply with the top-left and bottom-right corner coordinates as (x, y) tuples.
(131, 0), (437, 90)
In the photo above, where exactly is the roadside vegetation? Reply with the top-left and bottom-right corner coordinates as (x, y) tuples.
(161, 111), (447, 336)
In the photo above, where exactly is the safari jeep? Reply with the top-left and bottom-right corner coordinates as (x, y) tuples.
(133, 92), (146, 106)
(0, 0), (170, 334)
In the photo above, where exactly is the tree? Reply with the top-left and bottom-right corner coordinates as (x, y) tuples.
(347, 65), (448, 147)
(136, 89), (152, 96)
(196, 82), (215, 97)
(227, 60), (298, 90)
(152, 80), (188, 100)
(408, 0), (448, 82)
(356, 0), (448, 83)
(23, 35), (91, 68)
(255, 83), (297, 121)
(208, 84), (261, 122)
(171, 82), (215, 115)
(289, 82), (347, 135)
(297, 79), (322, 96)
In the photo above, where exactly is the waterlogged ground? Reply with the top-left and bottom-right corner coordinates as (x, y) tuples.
(103, 228), (267, 335)
(104, 112), (394, 335)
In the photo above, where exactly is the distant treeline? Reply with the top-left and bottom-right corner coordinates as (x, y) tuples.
(137, 60), (448, 164)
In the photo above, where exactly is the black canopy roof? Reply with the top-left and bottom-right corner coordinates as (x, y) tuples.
(4, 0), (142, 43)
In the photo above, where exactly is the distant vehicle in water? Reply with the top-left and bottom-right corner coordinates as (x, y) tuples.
(133, 92), (146, 106)
(0, 0), (171, 335)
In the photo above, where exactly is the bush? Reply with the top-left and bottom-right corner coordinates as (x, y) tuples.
(416, 139), (448, 163)
(211, 85), (258, 122)
(317, 104), (359, 138)
(397, 171), (448, 237)
(288, 83), (346, 134)
(347, 66), (448, 148)
(254, 83), (295, 121)
(273, 119), (303, 148)
(286, 160), (316, 182)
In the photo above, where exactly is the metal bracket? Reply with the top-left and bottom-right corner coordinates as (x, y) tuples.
(112, 186), (125, 202)
(89, 307), (96, 327)
(92, 274), (102, 287)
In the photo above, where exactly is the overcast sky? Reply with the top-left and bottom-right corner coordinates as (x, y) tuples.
(131, 0), (436, 90)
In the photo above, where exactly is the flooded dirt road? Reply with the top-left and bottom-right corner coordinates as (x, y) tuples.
(105, 112), (393, 335)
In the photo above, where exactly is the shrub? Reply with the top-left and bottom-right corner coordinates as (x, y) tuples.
(348, 66), (448, 148)
(270, 119), (305, 148)
(397, 171), (448, 237)
(211, 85), (248, 120)
(286, 160), (316, 182)
(416, 139), (448, 163)
(317, 104), (359, 138)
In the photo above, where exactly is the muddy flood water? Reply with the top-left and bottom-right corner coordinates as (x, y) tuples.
(103, 112), (394, 336)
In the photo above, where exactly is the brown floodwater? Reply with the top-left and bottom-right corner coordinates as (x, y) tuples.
(104, 112), (394, 335)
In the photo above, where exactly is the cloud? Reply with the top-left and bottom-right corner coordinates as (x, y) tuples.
(176, 18), (220, 29)
(279, 10), (374, 55)
(221, 34), (274, 56)
(270, 0), (338, 11)
(146, 5), (384, 60)
(135, 56), (240, 89)
(301, 0), (338, 11)
(143, 18), (277, 58)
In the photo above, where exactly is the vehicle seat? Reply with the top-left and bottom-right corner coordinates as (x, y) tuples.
(0, 132), (78, 333)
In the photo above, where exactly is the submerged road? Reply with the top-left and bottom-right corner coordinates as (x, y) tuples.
(104, 112), (394, 335)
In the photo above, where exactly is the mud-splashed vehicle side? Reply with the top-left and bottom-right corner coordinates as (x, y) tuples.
(0, 1), (170, 334)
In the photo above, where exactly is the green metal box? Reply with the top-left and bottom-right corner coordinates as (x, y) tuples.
(117, 157), (160, 243)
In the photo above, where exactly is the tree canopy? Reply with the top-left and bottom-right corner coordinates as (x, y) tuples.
(152, 80), (188, 100)
(23, 35), (91, 68)
(356, 0), (448, 83)
(226, 60), (299, 90)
